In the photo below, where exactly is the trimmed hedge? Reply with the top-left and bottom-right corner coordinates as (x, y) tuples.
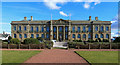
(10, 38), (20, 44)
(24, 38), (40, 44)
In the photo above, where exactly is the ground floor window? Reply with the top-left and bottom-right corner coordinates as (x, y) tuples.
(42, 34), (44, 38)
(14, 34), (16, 38)
(31, 34), (34, 38)
(19, 34), (22, 38)
(95, 34), (98, 38)
(83, 34), (86, 39)
(106, 34), (109, 38)
(24, 34), (27, 38)
(78, 34), (80, 38)
(72, 34), (75, 38)
(36, 34), (39, 38)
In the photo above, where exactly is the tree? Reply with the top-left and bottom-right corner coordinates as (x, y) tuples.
(24, 38), (40, 44)
(113, 37), (120, 43)
(8, 36), (12, 41)
(37, 37), (43, 42)
(10, 38), (20, 44)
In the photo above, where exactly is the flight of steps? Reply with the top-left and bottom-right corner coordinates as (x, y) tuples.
(53, 42), (68, 48)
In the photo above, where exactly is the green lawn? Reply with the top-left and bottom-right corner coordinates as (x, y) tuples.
(75, 51), (118, 64)
(2, 50), (41, 65)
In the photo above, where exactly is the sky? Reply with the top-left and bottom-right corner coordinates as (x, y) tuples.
(0, 1), (119, 38)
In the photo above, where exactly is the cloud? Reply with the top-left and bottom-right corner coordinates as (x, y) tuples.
(84, 3), (90, 9)
(59, 11), (68, 16)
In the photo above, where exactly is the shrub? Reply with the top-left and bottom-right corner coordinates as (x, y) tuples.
(24, 38), (40, 44)
(98, 38), (102, 42)
(103, 39), (109, 42)
(10, 38), (20, 44)
(88, 39), (94, 43)
(95, 39), (98, 42)
(8, 36), (12, 41)
(113, 37), (120, 43)
(37, 37), (43, 42)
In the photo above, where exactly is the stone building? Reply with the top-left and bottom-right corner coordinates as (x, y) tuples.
(11, 16), (111, 42)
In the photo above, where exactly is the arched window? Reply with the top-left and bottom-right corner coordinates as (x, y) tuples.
(24, 26), (27, 31)
(88, 34), (91, 39)
(106, 34), (109, 38)
(46, 27), (49, 32)
(83, 26), (86, 32)
(14, 34), (16, 38)
(77, 27), (80, 32)
(31, 26), (33, 32)
(95, 34), (98, 38)
(54, 34), (56, 39)
(19, 26), (21, 31)
(95, 26), (98, 31)
(53, 27), (56, 32)
(31, 34), (34, 38)
(36, 34), (39, 38)
(83, 34), (86, 38)
(65, 34), (68, 39)
(100, 34), (103, 38)
(78, 34), (81, 38)
(36, 27), (39, 32)
(106, 26), (109, 31)
(24, 34), (27, 38)
(19, 34), (22, 38)
(72, 27), (75, 32)
(100, 26), (104, 31)
(72, 34), (75, 38)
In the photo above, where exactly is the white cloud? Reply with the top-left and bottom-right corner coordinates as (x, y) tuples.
(111, 33), (115, 35)
(84, 3), (90, 9)
(59, 11), (68, 16)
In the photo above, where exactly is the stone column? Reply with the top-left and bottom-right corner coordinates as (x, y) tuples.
(57, 26), (59, 41)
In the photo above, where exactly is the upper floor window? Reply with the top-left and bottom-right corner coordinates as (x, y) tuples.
(24, 34), (27, 38)
(53, 27), (56, 32)
(88, 26), (91, 32)
(31, 26), (33, 32)
(106, 34), (109, 38)
(95, 26), (98, 31)
(19, 34), (22, 38)
(19, 26), (21, 31)
(78, 34), (81, 38)
(83, 26), (86, 32)
(46, 27), (49, 32)
(72, 27), (75, 32)
(100, 26), (104, 31)
(95, 34), (98, 38)
(36, 27), (39, 32)
(65, 27), (68, 32)
(46, 34), (49, 38)
(42, 34), (44, 38)
(31, 34), (34, 38)
(77, 27), (80, 32)
(88, 34), (91, 39)
(14, 34), (16, 38)
(106, 26), (109, 31)
(14, 26), (16, 31)
(100, 34), (103, 38)
(83, 34), (86, 38)
(24, 26), (27, 31)
(72, 34), (75, 38)
(36, 34), (39, 38)
(41, 27), (44, 32)
(59, 27), (62, 32)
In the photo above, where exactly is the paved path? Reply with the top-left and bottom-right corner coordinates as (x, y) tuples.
(23, 49), (89, 64)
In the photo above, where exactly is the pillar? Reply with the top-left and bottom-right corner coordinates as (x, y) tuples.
(64, 26), (65, 41)
(57, 26), (59, 41)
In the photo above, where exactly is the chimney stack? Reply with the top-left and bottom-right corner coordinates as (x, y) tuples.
(95, 17), (98, 21)
(31, 16), (33, 21)
(89, 16), (91, 21)
(24, 17), (27, 20)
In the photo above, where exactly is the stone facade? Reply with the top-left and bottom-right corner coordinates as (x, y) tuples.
(11, 16), (111, 42)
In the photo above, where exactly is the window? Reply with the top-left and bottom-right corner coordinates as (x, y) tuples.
(88, 34), (91, 39)
(54, 34), (56, 39)
(31, 34), (34, 38)
(78, 27), (80, 32)
(100, 26), (104, 31)
(72, 34), (75, 38)
(19, 26), (21, 31)
(31, 26), (33, 32)
(100, 34), (103, 38)
(106, 26), (109, 31)
(106, 34), (109, 38)
(41, 27), (44, 32)
(14, 34), (16, 38)
(53, 27), (56, 32)
(36, 27), (39, 32)
(36, 34), (39, 38)
(46, 34), (49, 38)
(59, 27), (62, 32)
(42, 34), (44, 38)
(24, 26), (27, 31)
(14, 26), (16, 31)
(95, 26), (98, 31)
(24, 34), (27, 38)
(46, 27), (49, 32)
(88, 26), (91, 32)
(65, 27), (68, 32)
(95, 34), (98, 38)
(72, 27), (75, 32)
(83, 26), (86, 32)
(65, 34), (68, 39)
(83, 34), (86, 38)
(19, 34), (22, 38)
(78, 34), (81, 38)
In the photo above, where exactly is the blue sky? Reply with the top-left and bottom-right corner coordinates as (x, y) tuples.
(1, 2), (118, 38)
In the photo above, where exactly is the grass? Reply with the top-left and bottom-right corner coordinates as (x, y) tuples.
(75, 51), (118, 65)
(2, 50), (41, 65)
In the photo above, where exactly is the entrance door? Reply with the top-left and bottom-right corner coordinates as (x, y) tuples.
(59, 26), (63, 41)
